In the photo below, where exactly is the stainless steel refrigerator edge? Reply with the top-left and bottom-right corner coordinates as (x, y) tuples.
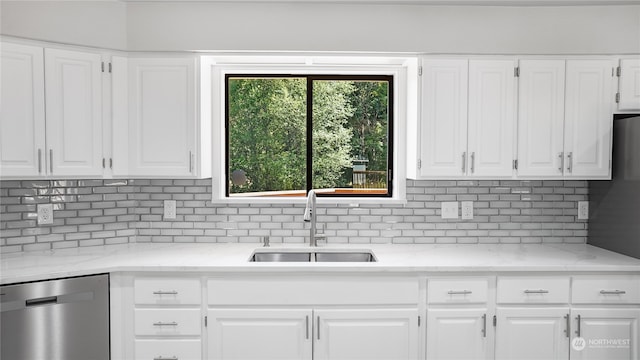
(589, 115), (640, 259)
(0, 274), (110, 360)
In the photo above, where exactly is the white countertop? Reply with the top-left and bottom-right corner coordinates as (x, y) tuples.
(2, 242), (640, 285)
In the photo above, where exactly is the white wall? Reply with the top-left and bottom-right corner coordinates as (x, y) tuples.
(0, 1), (127, 50)
(126, 3), (640, 54)
(0, 2), (638, 54)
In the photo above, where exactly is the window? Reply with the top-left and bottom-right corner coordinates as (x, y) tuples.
(226, 74), (393, 198)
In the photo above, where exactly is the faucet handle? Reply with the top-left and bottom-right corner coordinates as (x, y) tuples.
(262, 236), (270, 247)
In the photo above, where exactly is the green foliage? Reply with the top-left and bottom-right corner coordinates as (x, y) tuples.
(228, 77), (389, 195)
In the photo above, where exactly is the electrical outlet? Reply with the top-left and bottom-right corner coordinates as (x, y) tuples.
(441, 201), (458, 219)
(461, 201), (474, 220)
(37, 204), (54, 225)
(578, 201), (589, 220)
(164, 200), (177, 219)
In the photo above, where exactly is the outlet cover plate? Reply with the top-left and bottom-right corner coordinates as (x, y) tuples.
(37, 204), (54, 225)
(441, 201), (458, 219)
(461, 201), (474, 220)
(164, 200), (177, 219)
(578, 201), (589, 220)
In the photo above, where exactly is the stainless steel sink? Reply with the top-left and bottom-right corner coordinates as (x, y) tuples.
(314, 252), (376, 262)
(251, 252), (312, 262)
(250, 250), (376, 262)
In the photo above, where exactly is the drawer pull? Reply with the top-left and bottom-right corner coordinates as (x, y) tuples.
(154, 357), (178, 360)
(153, 322), (178, 326)
(600, 290), (626, 295)
(153, 290), (178, 295)
(564, 314), (570, 338)
(448, 290), (472, 295)
(524, 289), (549, 294)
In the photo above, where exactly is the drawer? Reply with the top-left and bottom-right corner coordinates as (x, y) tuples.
(135, 278), (201, 305)
(135, 339), (201, 360)
(572, 275), (640, 304)
(428, 278), (490, 304)
(497, 276), (570, 304)
(135, 309), (202, 336)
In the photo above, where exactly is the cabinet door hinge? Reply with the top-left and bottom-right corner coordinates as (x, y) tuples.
(418, 66), (423, 76)
(616, 66), (621, 77)
(204, 315), (208, 327)
(417, 159), (422, 169)
(616, 93), (620, 103)
(514, 67), (520, 77)
(493, 315), (497, 327)
(513, 159), (518, 170)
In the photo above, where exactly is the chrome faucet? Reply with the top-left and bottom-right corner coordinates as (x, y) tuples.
(303, 190), (326, 247)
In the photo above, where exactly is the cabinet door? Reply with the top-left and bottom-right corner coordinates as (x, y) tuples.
(495, 307), (570, 360)
(314, 308), (419, 360)
(618, 58), (640, 110)
(468, 60), (517, 178)
(0, 43), (46, 178)
(564, 60), (615, 179)
(426, 308), (492, 360)
(419, 59), (468, 178)
(517, 60), (566, 178)
(207, 308), (312, 360)
(128, 58), (196, 177)
(44, 48), (103, 177)
(570, 308), (639, 360)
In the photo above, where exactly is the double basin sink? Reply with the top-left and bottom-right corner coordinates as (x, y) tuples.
(250, 249), (376, 262)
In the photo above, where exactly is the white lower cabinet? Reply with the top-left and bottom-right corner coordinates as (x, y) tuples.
(207, 309), (313, 360)
(570, 308), (639, 360)
(426, 308), (492, 360)
(135, 339), (202, 360)
(495, 307), (570, 360)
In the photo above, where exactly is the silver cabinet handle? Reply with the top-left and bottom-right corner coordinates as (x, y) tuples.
(470, 152), (475, 174)
(558, 152), (564, 172)
(305, 316), (309, 339)
(154, 357), (178, 360)
(153, 321), (178, 326)
(567, 152), (573, 173)
(575, 314), (581, 337)
(481, 314), (487, 337)
(448, 290), (472, 295)
(462, 152), (467, 174)
(110, 158), (113, 169)
(600, 290), (626, 295)
(564, 314), (570, 338)
(102, 158), (106, 169)
(317, 316), (320, 340)
(524, 289), (549, 294)
(49, 149), (53, 173)
(38, 149), (42, 174)
(189, 151), (193, 173)
(153, 290), (178, 295)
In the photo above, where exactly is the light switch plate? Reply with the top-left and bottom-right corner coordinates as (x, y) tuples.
(461, 201), (474, 220)
(37, 204), (54, 225)
(441, 201), (458, 219)
(164, 200), (177, 219)
(578, 201), (589, 220)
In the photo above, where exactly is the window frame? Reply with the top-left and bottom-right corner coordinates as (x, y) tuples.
(202, 55), (416, 205)
(224, 73), (394, 199)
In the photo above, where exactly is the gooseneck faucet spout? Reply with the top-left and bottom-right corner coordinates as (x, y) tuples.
(303, 190), (325, 247)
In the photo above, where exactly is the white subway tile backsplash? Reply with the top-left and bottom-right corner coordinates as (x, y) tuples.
(0, 179), (589, 252)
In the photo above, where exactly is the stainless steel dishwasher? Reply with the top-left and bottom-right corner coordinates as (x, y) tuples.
(0, 274), (110, 360)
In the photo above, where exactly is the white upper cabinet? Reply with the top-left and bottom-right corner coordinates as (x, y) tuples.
(517, 60), (566, 178)
(0, 43), (46, 177)
(467, 59), (517, 178)
(419, 59), (469, 178)
(617, 58), (640, 111)
(564, 59), (615, 179)
(45, 48), (103, 177)
(127, 57), (197, 177)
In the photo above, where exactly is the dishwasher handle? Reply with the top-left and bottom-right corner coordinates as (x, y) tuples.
(25, 296), (58, 307)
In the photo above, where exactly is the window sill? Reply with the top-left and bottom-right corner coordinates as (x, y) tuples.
(210, 195), (408, 206)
